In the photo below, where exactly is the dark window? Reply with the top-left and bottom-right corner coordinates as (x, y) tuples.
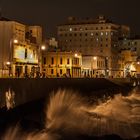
(60, 69), (63, 75)
(43, 57), (46, 65)
(25, 49), (27, 59)
(51, 69), (54, 74)
(67, 59), (70, 64)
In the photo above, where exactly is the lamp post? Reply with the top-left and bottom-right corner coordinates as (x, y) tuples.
(9, 38), (18, 77)
(6, 61), (11, 77)
(38, 45), (46, 76)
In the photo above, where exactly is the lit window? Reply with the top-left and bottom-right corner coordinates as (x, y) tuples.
(101, 32), (103, 36)
(106, 32), (108, 35)
(69, 28), (72, 31)
(91, 33), (94, 36)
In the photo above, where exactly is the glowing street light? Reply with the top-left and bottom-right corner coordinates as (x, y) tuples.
(41, 45), (46, 50)
(38, 45), (47, 74)
(93, 56), (97, 60)
(74, 53), (78, 57)
(13, 39), (18, 44)
(6, 61), (11, 65)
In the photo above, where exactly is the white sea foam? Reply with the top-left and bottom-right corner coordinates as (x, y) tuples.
(3, 88), (140, 140)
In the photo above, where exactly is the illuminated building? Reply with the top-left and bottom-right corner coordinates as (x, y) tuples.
(42, 51), (82, 78)
(0, 17), (42, 77)
(82, 56), (107, 77)
(120, 49), (137, 77)
(119, 37), (140, 77)
(57, 15), (130, 77)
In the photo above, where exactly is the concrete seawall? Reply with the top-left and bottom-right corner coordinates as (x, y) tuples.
(0, 78), (137, 109)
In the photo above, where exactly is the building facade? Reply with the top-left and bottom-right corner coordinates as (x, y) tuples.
(57, 16), (130, 77)
(0, 17), (42, 77)
(42, 51), (82, 78)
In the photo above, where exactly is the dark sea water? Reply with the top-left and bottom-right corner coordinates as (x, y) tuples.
(1, 86), (140, 140)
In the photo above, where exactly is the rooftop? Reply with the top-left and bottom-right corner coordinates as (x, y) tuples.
(58, 15), (114, 26)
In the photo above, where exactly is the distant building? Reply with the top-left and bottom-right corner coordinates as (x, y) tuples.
(119, 37), (140, 56)
(0, 17), (42, 77)
(42, 51), (82, 78)
(118, 37), (140, 77)
(57, 15), (130, 77)
(82, 55), (107, 78)
(120, 49), (137, 77)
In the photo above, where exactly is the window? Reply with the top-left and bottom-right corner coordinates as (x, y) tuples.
(69, 28), (72, 31)
(134, 42), (137, 45)
(51, 57), (54, 64)
(25, 49), (27, 59)
(67, 58), (70, 64)
(51, 69), (54, 74)
(60, 58), (63, 64)
(60, 69), (63, 75)
(43, 57), (46, 65)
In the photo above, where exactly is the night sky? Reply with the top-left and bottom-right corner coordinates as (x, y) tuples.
(0, 0), (140, 38)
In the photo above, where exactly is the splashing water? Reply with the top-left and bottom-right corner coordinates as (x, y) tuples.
(3, 89), (140, 140)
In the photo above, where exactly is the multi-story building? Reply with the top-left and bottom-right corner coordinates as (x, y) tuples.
(82, 56), (107, 78)
(0, 17), (42, 77)
(119, 37), (140, 56)
(118, 37), (140, 77)
(57, 15), (130, 77)
(120, 49), (137, 77)
(42, 51), (82, 78)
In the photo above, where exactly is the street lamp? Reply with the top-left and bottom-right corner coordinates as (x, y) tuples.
(93, 56), (97, 60)
(6, 61), (11, 77)
(38, 45), (46, 75)
(74, 53), (78, 57)
(9, 38), (18, 77)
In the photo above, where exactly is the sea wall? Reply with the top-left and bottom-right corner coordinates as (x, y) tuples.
(0, 78), (137, 108)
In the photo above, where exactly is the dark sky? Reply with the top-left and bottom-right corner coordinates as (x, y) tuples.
(0, 0), (140, 38)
